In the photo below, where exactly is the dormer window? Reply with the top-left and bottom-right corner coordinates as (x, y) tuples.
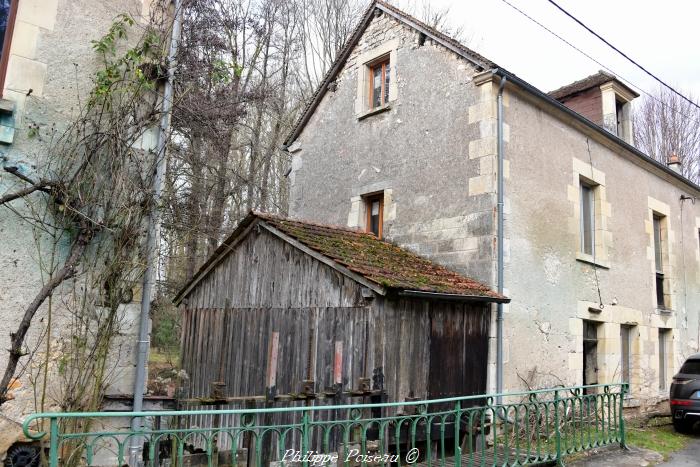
(369, 57), (390, 109)
(616, 99), (625, 138)
(600, 81), (636, 143)
(550, 72), (638, 145)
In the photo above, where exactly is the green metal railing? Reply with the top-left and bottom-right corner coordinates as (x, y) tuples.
(23, 383), (627, 467)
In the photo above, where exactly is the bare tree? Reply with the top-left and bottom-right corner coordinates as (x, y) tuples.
(634, 86), (700, 183)
(293, 0), (366, 96)
(161, 0), (365, 290)
(391, 0), (471, 43)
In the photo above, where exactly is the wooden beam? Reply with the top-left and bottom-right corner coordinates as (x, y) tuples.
(334, 341), (343, 386)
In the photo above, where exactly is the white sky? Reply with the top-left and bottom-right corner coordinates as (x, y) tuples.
(413, 0), (700, 99)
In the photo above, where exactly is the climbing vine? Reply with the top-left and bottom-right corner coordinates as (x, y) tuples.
(0, 6), (170, 447)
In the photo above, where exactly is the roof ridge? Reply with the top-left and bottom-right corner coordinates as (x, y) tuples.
(548, 70), (639, 100)
(374, 0), (495, 69)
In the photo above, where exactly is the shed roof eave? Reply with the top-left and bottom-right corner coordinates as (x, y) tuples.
(172, 216), (261, 306)
(397, 289), (510, 304)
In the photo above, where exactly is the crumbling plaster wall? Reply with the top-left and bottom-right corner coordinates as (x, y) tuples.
(0, 0), (148, 424)
(501, 85), (700, 406)
(289, 11), (497, 286)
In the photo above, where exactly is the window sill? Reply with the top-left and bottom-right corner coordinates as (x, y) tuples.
(358, 103), (391, 120)
(656, 307), (674, 314)
(575, 253), (610, 269)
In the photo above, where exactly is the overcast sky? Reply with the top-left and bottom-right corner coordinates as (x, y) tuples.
(406, 0), (700, 100)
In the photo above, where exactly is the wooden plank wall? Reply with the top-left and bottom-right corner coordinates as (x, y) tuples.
(181, 306), (372, 401)
(178, 225), (491, 455)
(185, 228), (366, 310)
(181, 300), (490, 407)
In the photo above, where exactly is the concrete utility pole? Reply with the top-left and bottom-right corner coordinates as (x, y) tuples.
(129, 0), (182, 464)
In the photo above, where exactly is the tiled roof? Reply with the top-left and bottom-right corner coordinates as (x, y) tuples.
(174, 212), (508, 304)
(257, 212), (506, 300)
(548, 70), (638, 101)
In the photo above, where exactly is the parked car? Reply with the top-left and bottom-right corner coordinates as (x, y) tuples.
(670, 353), (700, 432)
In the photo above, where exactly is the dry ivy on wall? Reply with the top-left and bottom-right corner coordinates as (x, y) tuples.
(0, 7), (169, 431)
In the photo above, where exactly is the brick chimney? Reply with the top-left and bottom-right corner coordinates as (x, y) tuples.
(549, 71), (639, 144)
(668, 153), (681, 174)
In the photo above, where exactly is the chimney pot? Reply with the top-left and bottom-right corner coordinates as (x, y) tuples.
(668, 153), (682, 174)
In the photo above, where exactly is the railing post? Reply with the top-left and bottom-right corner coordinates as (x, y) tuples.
(49, 417), (59, 467)
(301, 411), (310, 467)
(619, 383), (627, 449)
(554, 390), (563, 467)
(454, 401), (461, 467)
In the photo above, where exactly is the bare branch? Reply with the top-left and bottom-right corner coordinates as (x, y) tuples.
(0, 229), (92, 403)
(0, 166), (55, 206)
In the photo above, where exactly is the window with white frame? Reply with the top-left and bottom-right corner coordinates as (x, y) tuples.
(620, 324), (634, 387)
(658, 328), (671, 390)
(653, 214), (668, 309)
(580, 179), (596, 256)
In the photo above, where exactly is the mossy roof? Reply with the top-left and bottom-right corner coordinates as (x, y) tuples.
(257, 212), (505, 300)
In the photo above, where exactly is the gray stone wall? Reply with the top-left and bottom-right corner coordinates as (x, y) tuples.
(502, 86), (700, 405)
(289, 11), (496, 285)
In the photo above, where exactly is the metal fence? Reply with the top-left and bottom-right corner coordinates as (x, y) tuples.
(22, 383), (627, 467)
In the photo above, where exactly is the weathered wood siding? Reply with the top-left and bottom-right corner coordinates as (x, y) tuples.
(373, 298), (490, 403)
(181, 306), (372, 400)
(179, 226), (490, 453)
(185, 227), (365, 309)
(182, 301), (489, 405)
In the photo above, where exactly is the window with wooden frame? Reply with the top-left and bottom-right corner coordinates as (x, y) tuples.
(365, 194), (384, 238)
(582, 320), (599, 394)
(368, 57), (390, 109)
(658, 328), (671, 390)
(0, 0), (18, 96)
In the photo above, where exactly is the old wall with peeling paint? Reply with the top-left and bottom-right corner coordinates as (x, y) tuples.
(289, 12), (496, 287)
(501, 85), (700, 408)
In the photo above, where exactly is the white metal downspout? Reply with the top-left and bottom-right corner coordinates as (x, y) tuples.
(129, 0), (183, 464)
(496, 76), (507, 402)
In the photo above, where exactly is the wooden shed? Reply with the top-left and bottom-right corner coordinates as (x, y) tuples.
(174, 212), (508, 410)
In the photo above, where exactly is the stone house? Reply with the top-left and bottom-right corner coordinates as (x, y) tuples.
(284, 0), (700, 409)
(0, 0), (158, 447)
